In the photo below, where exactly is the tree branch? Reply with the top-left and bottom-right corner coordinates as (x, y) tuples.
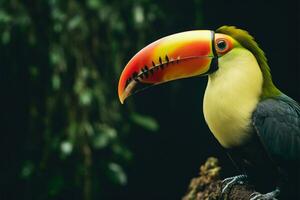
(182, 157), (255, 200)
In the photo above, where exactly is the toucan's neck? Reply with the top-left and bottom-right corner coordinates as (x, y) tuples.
(203, 48), (263, 148)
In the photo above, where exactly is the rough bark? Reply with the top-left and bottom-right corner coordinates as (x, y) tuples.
(182, 157), (256, 200)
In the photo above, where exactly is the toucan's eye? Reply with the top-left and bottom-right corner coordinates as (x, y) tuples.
(215, 39), (230, 54)
(217, 40), (227, 50)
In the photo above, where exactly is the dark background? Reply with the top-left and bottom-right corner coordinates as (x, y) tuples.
(2, 0), (299, 199)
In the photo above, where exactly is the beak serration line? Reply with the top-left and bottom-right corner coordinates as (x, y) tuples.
(124, 55), (216, 91)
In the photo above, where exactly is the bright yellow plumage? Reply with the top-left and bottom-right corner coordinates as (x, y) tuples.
(203, 47), (263, 148)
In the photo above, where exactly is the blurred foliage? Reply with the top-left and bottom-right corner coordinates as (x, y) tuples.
(3, 0), (297, 199)
(0, 0), (164, 199)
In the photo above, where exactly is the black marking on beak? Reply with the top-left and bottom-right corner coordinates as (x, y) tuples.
(159, 57), (162, 65)
(149, 68), (154, 75)
(152, 61), (158, 72)
(165, 55), (169, 65)
(141, 66), (149, 78)
(205, 31), (219, 75)
(125, 78), (132, 87)
(211, 31), (218, 57)
(159, 57), (165, 70)
(132, 71), (140, 82)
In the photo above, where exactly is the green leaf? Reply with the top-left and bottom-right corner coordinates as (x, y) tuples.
(93, 124), (117, 149)
(67, 15), (82, 31)
(112, 145), (133, 161)
(50, 47), (63, 65)
(87, 0), (102, 10)
(52, 74), (61, 90)
(108, 163), (127, 185)
(0, 10), (11, 23)
(51, 8), (66, 22)
(79, 90), (92, 106)
(2, 29), (10, 44)
(20, 161), (35, 179)
(60, 141), (73, 156)
(133, 5), (144, 25)
(130, 113), (159, 131)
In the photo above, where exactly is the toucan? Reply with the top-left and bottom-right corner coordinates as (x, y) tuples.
(117, 26), (300, 199)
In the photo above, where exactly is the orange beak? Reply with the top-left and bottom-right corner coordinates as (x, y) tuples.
(118, 30), (218, 104)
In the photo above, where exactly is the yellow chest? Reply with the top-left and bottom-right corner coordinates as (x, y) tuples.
(203, 49), (263, 148)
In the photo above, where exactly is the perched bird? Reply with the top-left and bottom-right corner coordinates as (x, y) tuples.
(118, 26), (300, 199)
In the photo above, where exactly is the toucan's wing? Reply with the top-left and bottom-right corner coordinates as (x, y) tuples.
(252, 95), (300, 161)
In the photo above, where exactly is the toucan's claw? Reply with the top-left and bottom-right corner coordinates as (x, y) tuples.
(221, 174), (248, 196)
(249, 188), (280, 200)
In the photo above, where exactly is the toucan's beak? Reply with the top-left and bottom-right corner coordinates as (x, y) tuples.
(118, 30), (218, 104)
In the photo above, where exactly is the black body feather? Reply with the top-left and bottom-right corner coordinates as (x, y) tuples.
(227, 94), (300, 199)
